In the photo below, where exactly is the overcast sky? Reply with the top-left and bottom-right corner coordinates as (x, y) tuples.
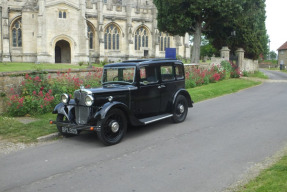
(265, 0), (287, 52)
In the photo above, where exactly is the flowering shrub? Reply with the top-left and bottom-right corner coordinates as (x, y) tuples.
(230, 62), (241, 78)
(6, 67), (103, 117)
(185, 63), (226, 88)
(185, 61), (240, 89)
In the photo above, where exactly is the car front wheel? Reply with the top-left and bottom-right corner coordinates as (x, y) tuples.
(97, 109), (127, 146)
(172, 95), (188, 123)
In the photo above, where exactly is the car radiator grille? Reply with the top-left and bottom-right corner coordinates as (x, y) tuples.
(74, 90), (90, 124)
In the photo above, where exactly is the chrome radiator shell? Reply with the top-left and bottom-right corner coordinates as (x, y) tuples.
(74, 89), (92, 124)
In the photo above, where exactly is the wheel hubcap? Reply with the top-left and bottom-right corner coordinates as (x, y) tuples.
(110, 121), (120, 133)
(178, 104), (185, 114)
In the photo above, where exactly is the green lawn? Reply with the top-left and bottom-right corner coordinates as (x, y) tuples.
(245, 71), (269, 79)
(0, 62), (102, 72)
(188, 79), (260, 103)
(238, 156), (287, 192)
(0, 113), (57, 143)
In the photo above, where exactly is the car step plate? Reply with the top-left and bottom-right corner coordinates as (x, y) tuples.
(139, 114), (173, 125)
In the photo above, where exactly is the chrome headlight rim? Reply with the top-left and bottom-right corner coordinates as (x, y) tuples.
(61, 93), (70, 104)
(85, 95), (94, 106)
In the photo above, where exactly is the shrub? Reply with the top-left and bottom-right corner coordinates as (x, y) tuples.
(100, 59), (108, 66)
(184, 61), (239, 89)
(242, 70), (248, 77)
(220, 60), (232, 73)
(6, 68), (103, 117)
(230, 62), (241, 78)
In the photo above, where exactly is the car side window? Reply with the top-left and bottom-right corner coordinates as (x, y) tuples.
(175, 64), (184, 79)
(161, 64), (175, 81)
(140, 66), (158, 84)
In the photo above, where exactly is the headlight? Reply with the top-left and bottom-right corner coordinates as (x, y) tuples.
(61, 94), (70, 104)
(85, 95), (94, 106)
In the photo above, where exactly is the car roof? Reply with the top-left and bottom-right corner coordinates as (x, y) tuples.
(104, 58), (183, 68)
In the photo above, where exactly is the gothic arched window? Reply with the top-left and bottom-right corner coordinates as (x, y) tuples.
(104, 24), (120, 50)
(12, 18), (22, 47)
(135, 27), (149, 50)
(158, 32), (170, 51)
(87, 24), (94, 49)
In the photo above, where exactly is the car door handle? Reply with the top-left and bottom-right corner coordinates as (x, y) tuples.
(158, 85), (166, 89)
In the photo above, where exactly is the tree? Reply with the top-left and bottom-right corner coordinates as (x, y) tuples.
(153, 0), (244, 63)
(269, 51), (277, 60)
(206, 0), (268, 59)
(200, 36), (217, 58)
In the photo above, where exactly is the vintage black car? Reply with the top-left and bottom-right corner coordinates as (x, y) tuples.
(50, 59), (193, 145)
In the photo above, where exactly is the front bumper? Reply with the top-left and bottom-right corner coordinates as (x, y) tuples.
(49, 120), (101, 132)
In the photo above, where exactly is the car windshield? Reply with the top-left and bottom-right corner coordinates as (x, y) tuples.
(102, 66), (136, 85)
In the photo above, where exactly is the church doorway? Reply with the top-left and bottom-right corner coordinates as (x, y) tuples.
(55, 40), (71, 63)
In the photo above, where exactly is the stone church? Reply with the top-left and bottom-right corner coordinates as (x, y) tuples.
(0, 0), (190, 64)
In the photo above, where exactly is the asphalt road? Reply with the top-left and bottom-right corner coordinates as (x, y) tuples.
(1, 70), (287, 192)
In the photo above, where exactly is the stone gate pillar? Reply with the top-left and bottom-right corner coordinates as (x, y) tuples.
(236, 48), (245, 70)
(220, 46), (230, 60)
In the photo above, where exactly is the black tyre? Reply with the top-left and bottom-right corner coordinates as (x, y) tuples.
(97, 109), (127, 146)
(56, 114), (74, 137)
(172, 95), (188, 123)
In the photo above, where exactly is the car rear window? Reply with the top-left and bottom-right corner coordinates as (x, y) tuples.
(175, 64), (184, 79)
(161, 64), (175, 81)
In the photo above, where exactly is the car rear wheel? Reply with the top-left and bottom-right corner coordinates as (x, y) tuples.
(172, 95), (188, 123)
(97, 109), (127, 146)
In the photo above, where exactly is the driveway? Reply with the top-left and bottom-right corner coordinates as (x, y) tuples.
(0, 69), (287, 192)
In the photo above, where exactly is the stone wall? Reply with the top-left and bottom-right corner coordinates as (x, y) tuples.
(242, 59), (259, 72)
(210, 57), (227, 65)
(210, 47), (258, 73)
(278, 50), (287, 65)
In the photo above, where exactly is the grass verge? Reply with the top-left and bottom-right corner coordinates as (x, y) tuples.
(0, 113), (57, 143)
(245, 71), (269, 79)
(0, 62), (102, 72)
(188, 78), (261, 103)
(237, 155), (287, 192)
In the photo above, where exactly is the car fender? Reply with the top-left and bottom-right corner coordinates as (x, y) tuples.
(172, 89), (193, 108)
(94, 101), (130, 121)
(52, 100), (75, 121)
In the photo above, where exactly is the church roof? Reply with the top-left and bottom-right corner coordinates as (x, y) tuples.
(278, 41), (287, 50)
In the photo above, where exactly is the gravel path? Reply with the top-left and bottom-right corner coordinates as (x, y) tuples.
(0, 139), (36, 156)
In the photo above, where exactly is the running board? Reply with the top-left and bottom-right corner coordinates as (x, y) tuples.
(139, 114), (173, 125)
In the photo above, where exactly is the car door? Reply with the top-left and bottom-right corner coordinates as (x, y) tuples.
(134, 65), (161, 118)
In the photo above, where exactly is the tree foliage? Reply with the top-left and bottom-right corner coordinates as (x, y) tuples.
(153, 0), (268, 61)
(207, 0), (268, 59)
(200, 37), (218, 58)
(269, 51), (277, 60)
(153, 0), (244, 63)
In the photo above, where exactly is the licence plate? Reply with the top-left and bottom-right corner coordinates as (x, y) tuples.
(62, 127), (78, 135)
